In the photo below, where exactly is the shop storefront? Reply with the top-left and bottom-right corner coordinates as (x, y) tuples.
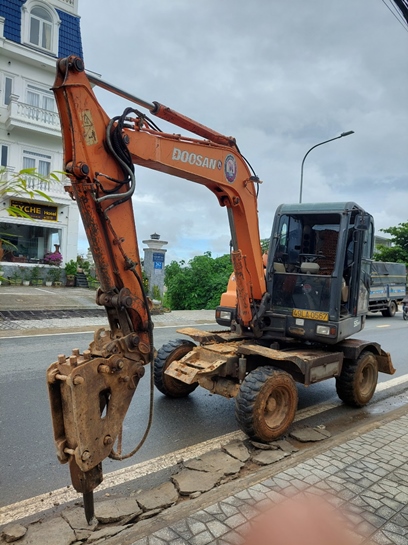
(0, 199), (62, 263)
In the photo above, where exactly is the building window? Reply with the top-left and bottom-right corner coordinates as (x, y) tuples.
(23, 150), (52, 190)
(1, 145), (8, 167)
(4, 77), (13, 106)
(26, 84), (55, 122)
(29, 7), (52, 50)
(22, 1), (60, 55)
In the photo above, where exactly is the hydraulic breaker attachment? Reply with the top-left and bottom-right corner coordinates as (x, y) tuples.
(47, 341), (145, 522)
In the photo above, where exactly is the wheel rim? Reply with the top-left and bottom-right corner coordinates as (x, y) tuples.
(358, 362), (376, 397)
(263, 386), (292, 430)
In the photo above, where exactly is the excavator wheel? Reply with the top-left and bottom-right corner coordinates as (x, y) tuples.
(335, 351), (378, 407)
(154, 339), (198, 398)
(235, 366), (298, 442)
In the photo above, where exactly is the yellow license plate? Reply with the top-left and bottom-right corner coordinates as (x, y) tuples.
(293, 309), (329, 321)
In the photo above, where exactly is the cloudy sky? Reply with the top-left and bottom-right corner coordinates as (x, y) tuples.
(77, 1), (408, 263)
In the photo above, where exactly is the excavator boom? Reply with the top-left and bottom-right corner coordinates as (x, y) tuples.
(47, 56), (266, 521)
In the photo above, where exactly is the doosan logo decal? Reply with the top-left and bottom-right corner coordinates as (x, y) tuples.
(224, 154), (237, 183)
(172, 148), (222, 170)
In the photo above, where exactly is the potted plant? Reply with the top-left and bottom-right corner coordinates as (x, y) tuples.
(45, 269), (53, 287)
(49, 267), (62, 286)
(43, 249), (63, 267)
(64, 259), (77, 287)
(22, 268), (31, 286)
(30, 265), (42, 286)
(9, 269), (22, 285)
(87, 275), (100, 290)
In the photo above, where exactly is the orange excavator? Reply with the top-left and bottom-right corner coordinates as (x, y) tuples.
(47, 56), (395, 523)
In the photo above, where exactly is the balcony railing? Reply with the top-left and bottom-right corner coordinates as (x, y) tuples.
(25, 176), (68, 196)
(6, 97), (61, 137)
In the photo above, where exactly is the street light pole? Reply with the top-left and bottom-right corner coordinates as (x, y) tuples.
(299, 131), (354, 204)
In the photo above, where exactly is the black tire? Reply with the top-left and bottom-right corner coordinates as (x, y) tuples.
(154, 339), (197, 398)
(381, 301), (397, 317)
(235, 366), (298, 442)
(403, 311), (407, 321)
(336, 351), (378, 407)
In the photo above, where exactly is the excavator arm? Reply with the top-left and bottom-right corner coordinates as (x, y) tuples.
(46, 56), (266, 521)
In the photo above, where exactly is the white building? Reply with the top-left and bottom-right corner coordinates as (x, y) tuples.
(0, 0), (82, 269)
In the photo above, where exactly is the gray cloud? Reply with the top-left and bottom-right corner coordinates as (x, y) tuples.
(77, 0), (408, 262)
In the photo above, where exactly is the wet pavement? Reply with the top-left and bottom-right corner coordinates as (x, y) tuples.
(1, 285), (408, 544)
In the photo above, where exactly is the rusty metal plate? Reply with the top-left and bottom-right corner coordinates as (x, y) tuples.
(240, 343), (343, 371)
(165, 361), (200, 384)
(176, 327), (238, 344)
(176, 327), (214, 341)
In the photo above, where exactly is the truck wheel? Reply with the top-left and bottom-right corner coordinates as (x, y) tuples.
(381, 301), (397, 317)
(336, 351), (378, 407)
(154, 339), (197, 398)
(235, 367), (298, 442)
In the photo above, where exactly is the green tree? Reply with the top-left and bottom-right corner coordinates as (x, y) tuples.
(374, 222), (408, 265)
(164, 251), (233, 310)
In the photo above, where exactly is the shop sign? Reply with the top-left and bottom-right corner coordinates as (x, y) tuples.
(10, 200), (58, 222)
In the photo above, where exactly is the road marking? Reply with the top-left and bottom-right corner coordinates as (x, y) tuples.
(0, 324), (218, 340)
(377, 324), (391, 328)
(2, 375), (408, 524)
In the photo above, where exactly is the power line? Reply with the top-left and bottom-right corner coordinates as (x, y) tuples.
(381, 0), (408, 32)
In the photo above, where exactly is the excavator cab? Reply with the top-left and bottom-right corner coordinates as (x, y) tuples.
(263, 202), (374, 344)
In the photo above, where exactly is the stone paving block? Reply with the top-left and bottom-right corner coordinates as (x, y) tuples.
(184, 451), (244, 475)
(138, 508), (163, 521)
(189, 530), (213, 545)
(222, 441), (251, 462)
(360, 510), (387, 529)
(191, 510), (216, 524)
(15, 517), (75, 545)
(206, 519), (229, 538)
(247, 488), (268, 502)
(94, 497), (142, 523)
(87, 525), (130, 543)
(135, 481), (178, 511)
(237, 503), (259, 520)
(219, 502), (240, 518)
(170, 519), (193, 540)
(219, 529), (246, 544)
(186, 519), (207, 535)
(273, 438), (299, 453)
(224, 513), (248, 529)
(370, 530), (394, 544)
(251, 449), (288, 465)
(172, 468), (222, 495)
(1, 523), (27, 543)
(61, 506), (98, 530)
(290, 426), (331, 442)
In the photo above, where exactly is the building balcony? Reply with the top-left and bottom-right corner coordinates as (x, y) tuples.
(2, 169), (69, 198)
(5, 96), (61, 137)
(25, 176), (68, 197)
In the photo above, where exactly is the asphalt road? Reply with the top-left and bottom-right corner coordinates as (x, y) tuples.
(0, 313), (406, 507)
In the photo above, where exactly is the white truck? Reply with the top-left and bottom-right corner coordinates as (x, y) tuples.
(369, 262), (407, 317)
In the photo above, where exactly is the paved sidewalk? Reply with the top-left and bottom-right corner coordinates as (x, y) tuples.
(0, 286), (216, 335)
(102, 410), (408, 545)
